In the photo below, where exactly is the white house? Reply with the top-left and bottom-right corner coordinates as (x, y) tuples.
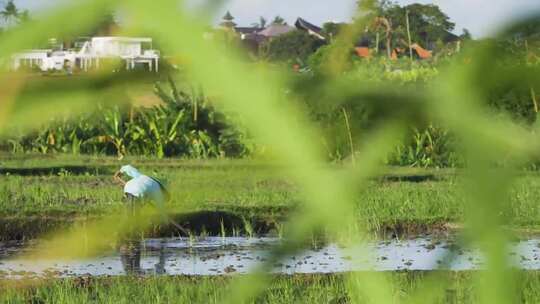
(12, 50), (46, 70)
(12, 36), (160, 73)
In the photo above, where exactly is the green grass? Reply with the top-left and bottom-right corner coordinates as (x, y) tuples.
(2, 154), (540, 240)
(2, 272), (540, 303)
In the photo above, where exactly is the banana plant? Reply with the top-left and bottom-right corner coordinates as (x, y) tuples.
(1, 79), (251, 159)
(88, 105), (127, 158)
(138, 106), (185, 158)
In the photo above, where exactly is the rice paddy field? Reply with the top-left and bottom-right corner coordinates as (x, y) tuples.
(2, 155), (540, 303)
(2, 154), (540, 242)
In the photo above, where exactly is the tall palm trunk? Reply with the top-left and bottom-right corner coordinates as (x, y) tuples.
(375, 17), (393, 59)
(386, 30), (392, 58)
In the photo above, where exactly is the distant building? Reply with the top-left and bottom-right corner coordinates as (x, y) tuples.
(234, 27), (262, 40)
(295, 18), (326, 40)
(258, 24), (295, 38)
(231, 17), (328, 55)
(220, 11), (237, 29)
(12, 36), (160, 72)
(231, 17), (326, 42)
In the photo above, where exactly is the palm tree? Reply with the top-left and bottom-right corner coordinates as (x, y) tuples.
(271, 15), (287, 25)
(90, 12), (118, 36)
(251, 16), (267, 29)
(373, 17), (393, 58)
(17, 9), (29, 24)
(1, 0), (19, 27)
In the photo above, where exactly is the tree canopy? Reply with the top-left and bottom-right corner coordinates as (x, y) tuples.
(261, 30), (325, 63)
(271, 15), (287, 25)
(87, 12), (119, 36)
(358, 0), (456, 49)
(322, 22), (345, 38)
(400, 3), (455, 46)
(251, 16), (267, 29)
(0, 0), (30, 27)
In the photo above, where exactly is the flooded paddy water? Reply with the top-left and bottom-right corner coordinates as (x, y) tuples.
(1, 236), (540, 279)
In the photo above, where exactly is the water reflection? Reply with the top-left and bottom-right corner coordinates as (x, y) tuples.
(3, 237), (540, 278)
(119, 239), (142, 275)
(118, 239), (169, 275)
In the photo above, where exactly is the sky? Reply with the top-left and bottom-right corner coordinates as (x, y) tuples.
(11, 0), (540, 38)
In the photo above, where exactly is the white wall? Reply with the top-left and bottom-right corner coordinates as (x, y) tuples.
(91, 39), (143, 57)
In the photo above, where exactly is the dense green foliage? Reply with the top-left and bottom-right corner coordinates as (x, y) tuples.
(260, 30), (325, 63)
(371, 1), (456, 47)
(0, 2), (534, 169)
(302, 34), (539, 167)
(1, 79), (252, 159)
(388, 125), (460, 168)
(3, 48), (537, 168)
(300, 54), (456, 167)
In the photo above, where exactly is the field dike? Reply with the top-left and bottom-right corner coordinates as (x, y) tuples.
(0, 212), (458, 241)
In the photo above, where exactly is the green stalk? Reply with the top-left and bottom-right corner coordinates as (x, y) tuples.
(406, 9), (413, 62)
(531, 87), (538, 114)
(342, 107), (355, 166)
